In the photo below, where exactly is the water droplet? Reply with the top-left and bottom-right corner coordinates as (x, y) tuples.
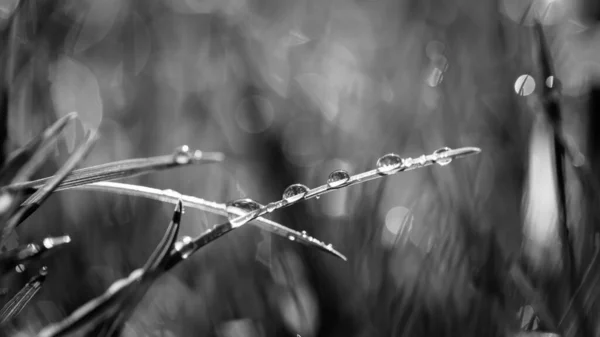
(174, 145), (192, 164)
(282, 184), (309, 203)
(226, 198), (262, 220)
(327, 169), (350, 188)
(376, 154), (403, 175)
(433, 147), (452, 166)
(289, 236), (296, 241)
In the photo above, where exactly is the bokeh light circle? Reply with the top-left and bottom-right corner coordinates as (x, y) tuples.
(514, 74), (536, 96)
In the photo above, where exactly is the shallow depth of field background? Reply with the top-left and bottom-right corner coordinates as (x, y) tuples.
(1, 0), (600, 336)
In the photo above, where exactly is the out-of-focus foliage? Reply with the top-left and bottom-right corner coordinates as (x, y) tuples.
(1, 0), (600, 336)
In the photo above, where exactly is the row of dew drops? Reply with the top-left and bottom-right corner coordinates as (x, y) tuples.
(224, 147), (453, 242)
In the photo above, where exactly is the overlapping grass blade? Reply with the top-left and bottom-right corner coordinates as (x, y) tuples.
(4, 146), (224, 194)
(0, 266), (47, 325)
(58, 182), (343, 257)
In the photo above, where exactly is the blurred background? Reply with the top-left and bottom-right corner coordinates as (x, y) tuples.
(1, 0), (600, 336)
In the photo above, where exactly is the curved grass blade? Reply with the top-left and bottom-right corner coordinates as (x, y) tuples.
(55, 182), (342, 258)
(0, 266), (47, 325)
(141, 201), (182, 271)
(221, 147), (481, 230)
(4, 145), (224, 194)
(164, 146), (481, 267)
(0, 131), (98, 247)
(0, 112), (76, 185)
(36, 203), (183, 337)
(94, 202), (183, 337)
(0, 235), (70, 275)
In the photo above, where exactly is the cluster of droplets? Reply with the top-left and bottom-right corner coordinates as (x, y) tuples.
(222, 147), (466, 246)
(226, 147), (457, 225)
(374, 147), (452, 175)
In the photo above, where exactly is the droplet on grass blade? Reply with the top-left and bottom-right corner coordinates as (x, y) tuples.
(282, 184), (309, 203)
(226, 199), (262, 220)
(376, 154), (403, 175)
(327, 170), (350, 188)
(173, 145), (192, 164)
(433, 147), (453, 166)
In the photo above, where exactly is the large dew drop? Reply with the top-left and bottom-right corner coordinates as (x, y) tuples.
(226, 198), (262, 220)
(433, 147), (452, 166)
(376, 154), (403, 175)
(174, 145), (192, 164)
(327, 170), (350, 188)
(282, 184), (309, 203)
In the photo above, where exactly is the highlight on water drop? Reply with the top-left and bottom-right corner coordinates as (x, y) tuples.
(173, 145), (192, 164)
(376, 154), (403, 175)
(433, 147), (453, 166)
(327, 169), (351, 188)
(282, 184), (310, 203)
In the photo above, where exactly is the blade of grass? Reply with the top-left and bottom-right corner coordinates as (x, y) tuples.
(221, 147), (480, 231)
(4, 146), (224, 194)
(57, 182), (343, 258)
(95, 202), (183, 337)
(0, 266), (47, 324)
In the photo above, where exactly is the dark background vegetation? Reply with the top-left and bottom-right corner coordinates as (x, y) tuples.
(1, 0), (600, 336)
